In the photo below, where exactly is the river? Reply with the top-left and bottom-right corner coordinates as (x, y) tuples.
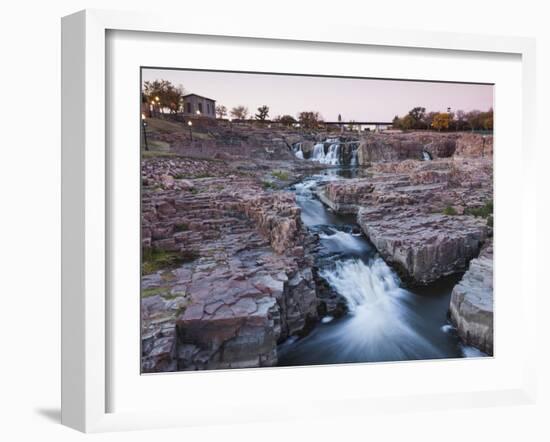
(277, 166), (485, 366)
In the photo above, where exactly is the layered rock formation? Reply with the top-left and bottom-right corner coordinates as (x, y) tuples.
(449, 240), (494, 355)
(357, 206), (487, 284)
(317, 157), (492, 285)
(141, 159), (320, 372)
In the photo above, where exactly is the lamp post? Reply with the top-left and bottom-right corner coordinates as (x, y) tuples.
(141, 113), (149, 151)
(188, 120), (193, 141)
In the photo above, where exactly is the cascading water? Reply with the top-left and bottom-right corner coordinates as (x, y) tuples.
(422, 150), (432, 161)
(293, 143), (304, 159)
(350, 147), (359, 166)
(310, 143), (341, 165)
(278, 168), (485, 366)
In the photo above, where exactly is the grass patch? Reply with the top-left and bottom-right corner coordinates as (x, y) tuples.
(142, 248), (199, 275)
(262, 180), (277, 190)
(271, 170), (290, 180)
(141, 286), (169, 298)
(465, 200), (493, 219)
(443, 205), (457, 216)
(142, 150), (177, 159)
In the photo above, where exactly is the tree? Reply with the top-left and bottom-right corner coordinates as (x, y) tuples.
(143, 79), (185, 115)
(216, 105), (228, 119)
(482, 108), (494, 130)
(424, 112), (438, 130)
(230, 105), (249, 120)
(431, 112), (451, 131)
(466, 110), (482, 131)
(408, 106), (426, 129)
(455, 110), (467, 131)
(255, 105), (270, 121)
(279, 115), (297, 126)
(297, 111), (323, 129)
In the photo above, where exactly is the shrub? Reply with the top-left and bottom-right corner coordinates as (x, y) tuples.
(465, 200), (493, 219)
(443, 206), (457, 216)
(272, 170), (290, 181)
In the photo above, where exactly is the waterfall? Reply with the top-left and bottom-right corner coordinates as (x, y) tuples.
(316, 256), (441, 360)
(311, 142), (341, 165)
(320, 257), (401, 313)
(350, 147), (358, 166)
(324, 143), (340, 165)
(293, 143), (304, 159)
(422, 151), (432, 161)
(311, 143), (326, 162)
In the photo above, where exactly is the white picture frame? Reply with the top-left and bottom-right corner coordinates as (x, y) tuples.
(61, 9), (537, 433)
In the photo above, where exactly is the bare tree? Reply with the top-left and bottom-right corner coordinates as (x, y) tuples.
(216, 105), (228, 119)
(230, 105), (249, 120)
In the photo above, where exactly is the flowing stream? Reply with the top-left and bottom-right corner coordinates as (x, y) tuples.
(277, 166), (482, 366)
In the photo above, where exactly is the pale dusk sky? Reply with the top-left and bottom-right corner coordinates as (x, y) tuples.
(142, 68), (494, 122)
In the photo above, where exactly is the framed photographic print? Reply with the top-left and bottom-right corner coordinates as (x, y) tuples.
(62, 9), (537, 432)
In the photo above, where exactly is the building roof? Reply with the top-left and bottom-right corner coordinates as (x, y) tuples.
(182, 93), (216, 102)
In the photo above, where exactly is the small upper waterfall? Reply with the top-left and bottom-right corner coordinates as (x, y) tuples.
(422, 151), (432, 161)
(296, 138), (360, 166)
(293, 143), (304, 159)
(350, 147), (358, 166)
(311, 142), (340, 165)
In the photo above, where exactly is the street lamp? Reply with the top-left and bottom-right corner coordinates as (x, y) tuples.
(141, 113), (149, 151)
(188, 120), (193, 141)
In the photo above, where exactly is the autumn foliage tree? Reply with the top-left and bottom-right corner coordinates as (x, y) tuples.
(431, 113), (451, 131)
(143, 79), (185, 115)
(392, 106), (493, 132)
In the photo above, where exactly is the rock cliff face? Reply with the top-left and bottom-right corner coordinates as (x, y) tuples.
(449, 240), (494, 355)
(357, 132), (459, 164)
(356, 132), (493, 164)
(454, 133), (493, 158)
(141, 159), (319, 372)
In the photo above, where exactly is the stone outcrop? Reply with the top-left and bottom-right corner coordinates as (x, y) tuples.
(449, 240), (494, 355)
(141, 159), (320, 372)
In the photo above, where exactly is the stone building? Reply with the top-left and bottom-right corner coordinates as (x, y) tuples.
(181, 93), (216, 119)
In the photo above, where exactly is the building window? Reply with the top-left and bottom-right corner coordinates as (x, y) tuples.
(207, 103), (210, 114)
(186, 102), (192, 114)
(198, 102), (203, 113)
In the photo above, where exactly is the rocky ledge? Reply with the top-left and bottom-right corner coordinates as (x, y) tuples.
(357, 206), (487, 285)
(449, 240), (494, 355)
(141, 159), (322, 372)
